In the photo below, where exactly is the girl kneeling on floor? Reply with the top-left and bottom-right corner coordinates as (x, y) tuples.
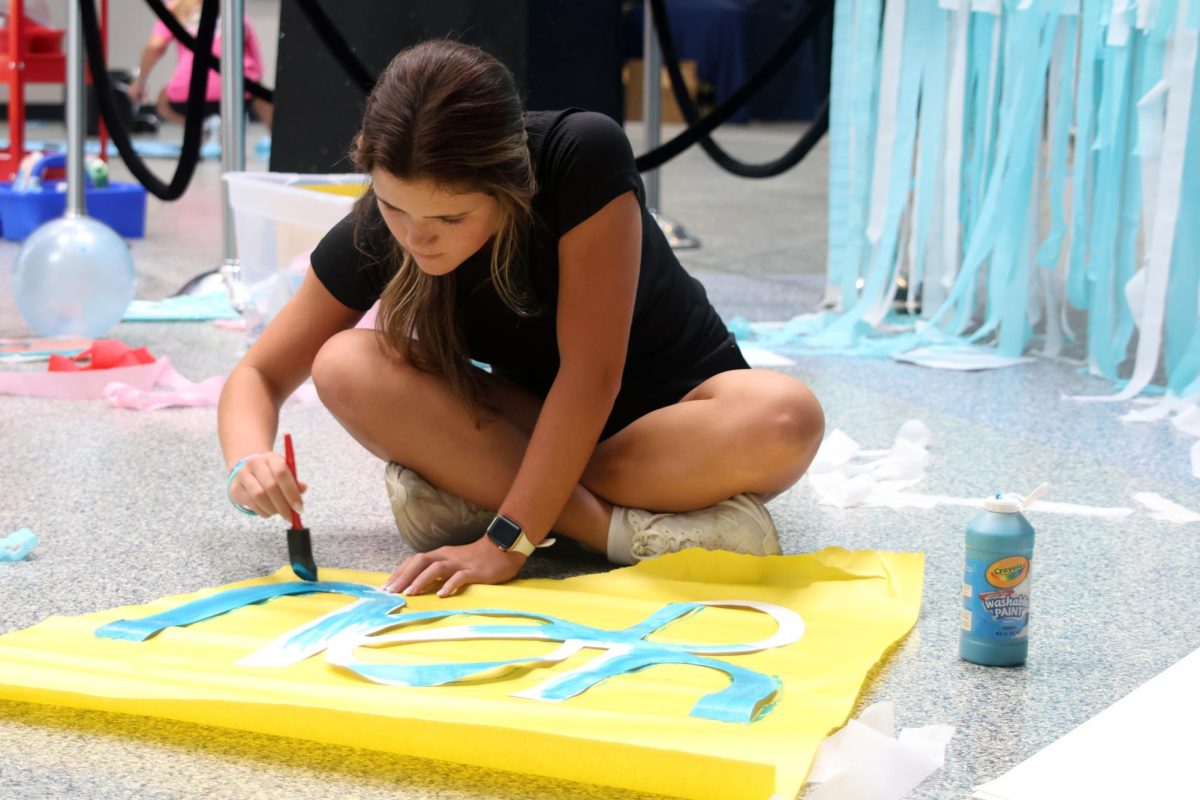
(217, 39), (824, 597)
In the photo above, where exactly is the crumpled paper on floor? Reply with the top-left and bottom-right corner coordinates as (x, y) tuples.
(800, 701), (954, 800)
(807, 420), (1137, 518)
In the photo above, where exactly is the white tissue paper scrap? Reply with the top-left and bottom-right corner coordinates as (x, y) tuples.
(807, 421), (1135, 517)
(802, 701), (955, 800)
(807, 420), (932, 509)
(973, 647), (1200, 800)
(1133, 492), (1200, 524)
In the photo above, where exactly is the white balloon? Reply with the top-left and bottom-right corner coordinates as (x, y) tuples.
(11, 216), (136, 337)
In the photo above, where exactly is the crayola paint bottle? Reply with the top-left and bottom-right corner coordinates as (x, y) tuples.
(959, 486), (1044, 666)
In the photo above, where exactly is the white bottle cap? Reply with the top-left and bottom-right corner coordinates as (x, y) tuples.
(983, 492), (1023, 513)
(983, 483), (1050, 513)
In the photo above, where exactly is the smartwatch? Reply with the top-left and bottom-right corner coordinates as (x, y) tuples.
(485, 514), (537, 557)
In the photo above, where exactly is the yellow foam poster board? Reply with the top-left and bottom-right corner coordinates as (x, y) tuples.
(0, 548), (923, 800)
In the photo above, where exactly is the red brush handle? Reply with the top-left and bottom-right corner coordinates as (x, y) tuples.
(283, 433), (303, 530)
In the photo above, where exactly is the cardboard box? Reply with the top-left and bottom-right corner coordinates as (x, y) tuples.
(623, 58), (700, 123)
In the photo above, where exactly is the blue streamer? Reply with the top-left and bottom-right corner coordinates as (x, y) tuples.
(1036, 16), (1078, 270)
(1086, 26), (1136, 378)
(821, 0), (932, 347)
(95, 581), (391, 642)
(907, 3), (950, 310)
(842, 0), (884, 306)
(801, 0), (1199, 399)
(1165, 52), (1200, 392)
(827, 0), (856, 296)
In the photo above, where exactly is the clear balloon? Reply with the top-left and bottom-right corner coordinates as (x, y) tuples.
(11, 216), (136, 337)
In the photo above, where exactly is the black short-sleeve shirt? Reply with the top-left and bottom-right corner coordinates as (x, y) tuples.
(311, 109), (746, 438)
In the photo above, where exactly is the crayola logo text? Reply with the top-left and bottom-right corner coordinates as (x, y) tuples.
(986, 556), (1030, 588)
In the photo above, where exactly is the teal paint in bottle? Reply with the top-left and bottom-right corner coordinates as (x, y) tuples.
(959, 484), (1047, 667)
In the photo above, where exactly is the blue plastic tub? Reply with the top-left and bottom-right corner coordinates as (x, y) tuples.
(0, 153), (147, 240)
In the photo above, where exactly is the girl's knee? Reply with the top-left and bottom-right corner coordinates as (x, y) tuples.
(312, 330), (404, 416)
(761, 380), (825, 467)
(783, 383), (825, 450)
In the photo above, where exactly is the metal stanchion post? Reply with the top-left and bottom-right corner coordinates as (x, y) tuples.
(642, 0), (699, 249)
(217, 0), (250, 312)
(64, 0), (86, 219)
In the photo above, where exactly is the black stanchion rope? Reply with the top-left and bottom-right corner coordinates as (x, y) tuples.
(645, 0), (830, 178)
(292, 0), (376, 94)
(634, 0), (833, 174)
(80, 0), (217, 200)
(86, 0), (829, 199)
(282, 0), (829, 176)
(142, 0), (273, 102)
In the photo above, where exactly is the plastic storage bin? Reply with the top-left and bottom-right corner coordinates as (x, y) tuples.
(0, 152), (147, 240)
(223, 171), (369, 332)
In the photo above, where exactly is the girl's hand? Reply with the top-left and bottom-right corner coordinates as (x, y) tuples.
(382, 537), (526, 598)
(127, 77), (148, 104)
(229, 451), (307, 520)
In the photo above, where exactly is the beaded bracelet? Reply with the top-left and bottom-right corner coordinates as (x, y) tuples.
(225, 453), (262, 516)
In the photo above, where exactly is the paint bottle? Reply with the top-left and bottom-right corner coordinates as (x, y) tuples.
(959, 484), (1047, 666)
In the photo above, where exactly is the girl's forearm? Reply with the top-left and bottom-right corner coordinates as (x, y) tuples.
(497, 367), (619, 542)
(136, 44), (164, 82)
(217, 366), (286, 471)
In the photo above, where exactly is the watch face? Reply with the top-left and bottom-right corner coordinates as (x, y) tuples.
(486, 515), (522, 549)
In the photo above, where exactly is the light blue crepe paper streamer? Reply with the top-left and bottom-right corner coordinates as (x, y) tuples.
(1164, 48), (1200, 394)
(908, 2), (949, 315)
(977, 8), (1061, 357)
(826, 0), (930, 348)
(1037, 16), (1079, 271)
(827, 0), (882, 306)
(122, 292), (240, 322)
(95, 581), (391, 641)
(335, 602), (783, 724)
(1084, 23), (1134, 379)
(0, 528), (37, 561)
(1066, 3), (1103, 313)
(937, 8), (1047, 344)
(761, 0), (1200, 394)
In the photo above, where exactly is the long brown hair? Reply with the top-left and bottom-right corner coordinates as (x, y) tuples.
(351, 40), (537, 418)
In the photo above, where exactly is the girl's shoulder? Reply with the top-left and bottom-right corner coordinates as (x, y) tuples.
(309, 203), (395, 312)
(526, 110), (642, 236)
(527, 109), (633, 167)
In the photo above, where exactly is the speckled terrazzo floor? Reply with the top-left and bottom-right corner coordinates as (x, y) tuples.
(1, 113), (1198, 800)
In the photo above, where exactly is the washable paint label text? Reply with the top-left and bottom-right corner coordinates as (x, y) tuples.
(961, 554), (1032, 640)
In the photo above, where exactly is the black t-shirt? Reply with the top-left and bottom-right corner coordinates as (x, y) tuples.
(311, 109), (738, 433)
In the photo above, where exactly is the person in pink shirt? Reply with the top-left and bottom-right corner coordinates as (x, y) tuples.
(128, 0), (272, 129)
